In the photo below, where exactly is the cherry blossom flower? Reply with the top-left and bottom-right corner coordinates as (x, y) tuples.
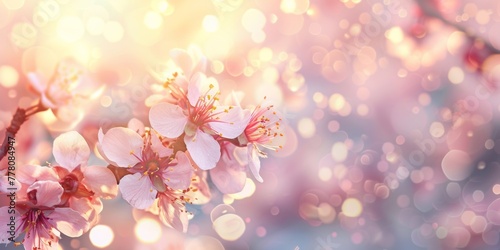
(145, 188), (191, 232)
(189, 166), (212, 204)
(236, 103), (283, 182)
(170, 46), (207, 79)
(208, 96), (284, 191)
(99, 127), (193, 209)
(7, 132), (118, 228)
(149, 73), (250, 170)
(0, 180), (89, 250)
(27, 58), (104, 125)
(49, 131), (117, 226)
(209, 142), (247, 194)
(146, 46), (206, 107)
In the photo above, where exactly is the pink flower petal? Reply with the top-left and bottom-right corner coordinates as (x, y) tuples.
(69, 197), (100, 228)
(170, 48), (194, 77)
(82, 166), (118, 199)
(190, 168), (211, 205)
(49, 207), (89, 237)
(163, 151), (193, 190)
(0, 176), (21, 193)
(96, 128), (118, 166)
(28, 180), (63, 207)
(248, 145), (263, 182)
(0, 207), (20, 244)
(158, 194), (188, 232)
(127, 118), (145, 134)
(184, 130), (220, 170)
(187, 72), (214, 106)
(209, 106), (250, 139)
(224, 91), (244, 107)
(22, 230), (59, 250)
(27, 72), (47, 93)
(41, 94), (58, 109)
(52, 105), (85, 126)
(210, 146), (247, 194)
(119, 173), (157, 209)
(68, 196), (94, 221)
(188, 45), (207, 74)
(149, 102), (188, 138)
(15, 165), (58, 185)
(101, 127), (143, 168)
(151, 130), (173, 158)
(53, 131), (90, 172)
(233, 145), (249, 165)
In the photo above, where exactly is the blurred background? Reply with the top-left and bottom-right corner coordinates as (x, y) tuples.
(2, 0), (500, 249)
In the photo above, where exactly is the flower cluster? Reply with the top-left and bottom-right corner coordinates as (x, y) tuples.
(98, 47), (284, 229)
(0, 47), (283, 250)
(0, 132), (117, 250)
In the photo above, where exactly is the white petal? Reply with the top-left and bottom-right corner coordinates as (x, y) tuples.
(158, 194), (188, 232)
(0, 207), (21, 244)
(0, 176), (20, 193)
(188, 45), (207, 74)
(53, 131), (90, 172)
(28, 180), (63, 207)
(163, 151), (193, 190)
(27, 72), (48, 93)
(224, 91), (244, 107)
(119, 173), (157, 209)
(82, 166), (118, 199)
(184, 130), (220, 170)
(210, 145), (247, 194)
(209, 106), (251, 139)
(149, 102), (188, 138)
(10, 164), (58, 187)
(151, 130), (173, 158)
(187, 72), (206, 106)
(248, 145), (263, 182)
(127, 118), (145, 134)
(49, 208), (89, 237)
(101, 127), (143, 168)
(170, 48), (193, 77)
(96, 128), (118, 166)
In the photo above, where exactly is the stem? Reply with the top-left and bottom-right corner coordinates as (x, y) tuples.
(0, 103), (47, 161)
(414, 0), (500, 54)
(107, 164), (131, 184)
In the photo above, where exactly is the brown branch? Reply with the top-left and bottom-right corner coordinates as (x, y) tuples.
(0, 108), (27, 161)
(0, 103), (47, 161)
(414, 0), (500, 54)
(107, 164), (131, 184)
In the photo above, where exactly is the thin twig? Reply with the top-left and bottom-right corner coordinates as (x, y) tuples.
(0, 103), (47, 161)
(0, 108), (27, 161)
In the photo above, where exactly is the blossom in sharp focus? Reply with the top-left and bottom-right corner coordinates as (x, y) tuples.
(11, 131), (118, 229)
(237, 103), (284, 182)
(149, 72), (250, 170)
(99, 127), (193, 209)
(145, 189), (191, 232)
(0, 180), (89, 250)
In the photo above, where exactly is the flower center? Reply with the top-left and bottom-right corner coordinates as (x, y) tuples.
(20, 208), (57, 249)
(147, 160), (160, 173)
(60, 174), (79, 193)
(27, 190), (37, 205)
(184, 121), (198, 137)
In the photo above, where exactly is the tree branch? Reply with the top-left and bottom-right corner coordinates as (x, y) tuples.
(0, 103), (47, 161)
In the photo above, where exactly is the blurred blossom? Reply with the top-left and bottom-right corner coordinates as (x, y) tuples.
(27, 58), (104, 127)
